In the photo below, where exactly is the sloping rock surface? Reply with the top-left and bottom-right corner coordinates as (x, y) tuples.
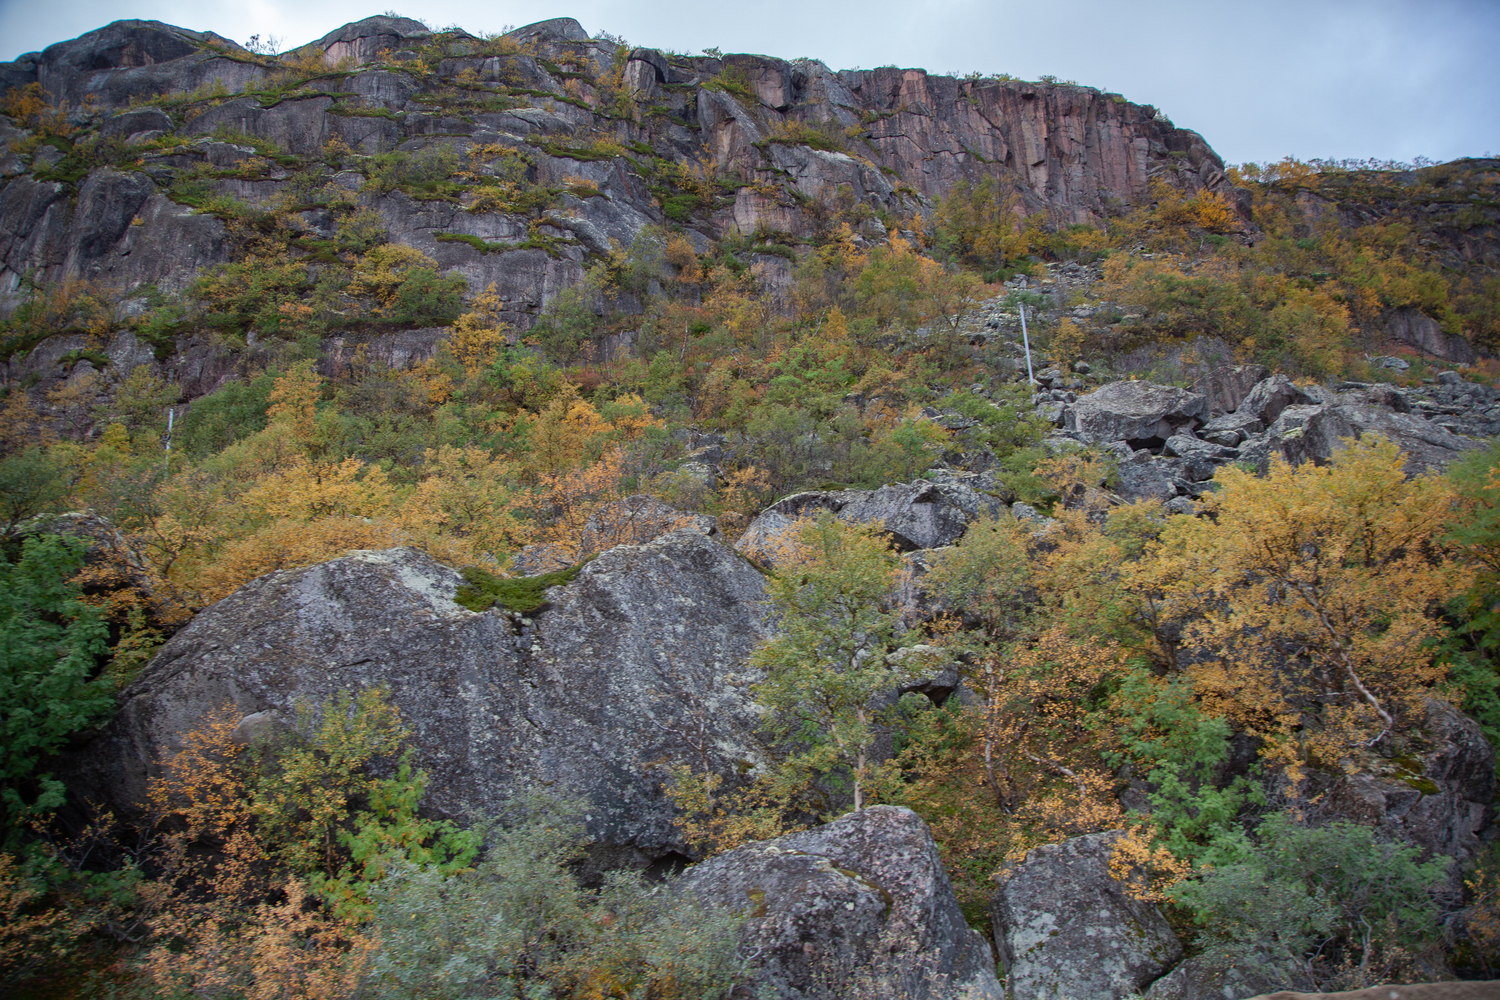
(991, 830), (1183, 1000)
(1143, 944), (1311, 1000)
(678, 806), (1002, 1000)
(64, 532), (770, 863)
(1244, 985), (1500, 1000)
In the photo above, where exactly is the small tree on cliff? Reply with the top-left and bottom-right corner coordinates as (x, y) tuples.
(750, 515), (932, 811)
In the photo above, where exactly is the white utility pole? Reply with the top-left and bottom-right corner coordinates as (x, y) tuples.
(1019, 302), (1036, 386)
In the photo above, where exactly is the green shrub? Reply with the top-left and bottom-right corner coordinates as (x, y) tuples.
(0, 535), (112, 836)
(174, 373), (276, 458)
(1171, 813), (1451, 976)
(360, 797), (746, 999)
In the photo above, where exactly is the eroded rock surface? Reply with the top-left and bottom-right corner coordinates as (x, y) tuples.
(65, 532), (770, 865)
(991, 830), (1183, 1000)
(678, 806), (1002, 1000)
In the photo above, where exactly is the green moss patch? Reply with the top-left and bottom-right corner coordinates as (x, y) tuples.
(456, 563), (582, 613)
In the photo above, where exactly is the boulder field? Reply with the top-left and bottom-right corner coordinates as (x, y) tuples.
(58, 476), (1500, 996)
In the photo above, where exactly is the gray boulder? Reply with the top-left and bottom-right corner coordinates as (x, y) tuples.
(1114, 449), (1182, 503)
(1063, 381), (1209, 446)
(735, 481), (1004, 567)
(1266, 404), (1356, 467)
(1236, 374), (1316, 425)
(991, 830), (1183, 1000)
(1199, 410), (1265, 447)
(1333, 401), (1480, 473)
(64, 532), (770, 866)
(1163, 433), (1240, 481)
(1195, 363), (1270, 414)
(1143, 944), (1311, 1000)
(678, 806), (1002, 1000)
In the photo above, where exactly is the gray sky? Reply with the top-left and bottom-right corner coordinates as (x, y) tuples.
(2, 0), (1496, 166)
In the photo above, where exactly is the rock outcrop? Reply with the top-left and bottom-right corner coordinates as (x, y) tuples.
(1319, 700), (1495, 873)
(1, 15), (1233, 314)
(678, 806), (1002, 1000)
(991, 830), (1183, 1000)
(1385, 306), (1478, 365)
(734, 480), (1005, 566)
(64, 532), (770, 867)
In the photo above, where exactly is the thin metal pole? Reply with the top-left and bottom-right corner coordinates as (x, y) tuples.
(1019, 302), (1036, 386)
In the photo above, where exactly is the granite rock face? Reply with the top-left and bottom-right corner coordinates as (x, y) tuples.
(678, 806), (1003, 1000)
(64, 532), (771, 866)
(991, 830), (1183, 1000)
(0, 15), (1234, 318)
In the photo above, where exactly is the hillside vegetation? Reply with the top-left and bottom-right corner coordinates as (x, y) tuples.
(0, 13), (1498, 998)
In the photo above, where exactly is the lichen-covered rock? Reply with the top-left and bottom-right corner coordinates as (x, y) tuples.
(576, 494), (716, 559)
(677, 806), (1002, 1000)
(1235, 374), (1317, 425)
(1319, 700), (1494, 875)
(1063, 381), (1209, 446)
(1143, 945), (1311, 1000)
(63, 532), (770, 865)
(991, 830), (1183, 1000)
(735, 481), (1003, 566)
(509, 542), (575, 576)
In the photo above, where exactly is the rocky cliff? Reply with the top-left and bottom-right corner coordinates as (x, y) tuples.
(0, 15), (1231, 327)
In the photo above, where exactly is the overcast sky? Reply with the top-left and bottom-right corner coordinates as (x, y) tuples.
(1, 0), (1496, 166)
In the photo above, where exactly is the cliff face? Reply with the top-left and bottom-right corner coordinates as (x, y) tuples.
(0, 15), (1232, 324)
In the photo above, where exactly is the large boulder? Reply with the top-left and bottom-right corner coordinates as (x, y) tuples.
(1195, 363), (1270, 414)
(63, 532), (771, 866)
(1235, 374), (1317, 425)
(1163, 433), (1240, 481)
(677, 806), (1002, 999)
(1144, 944), (1311, 1000)
(1333, 400), (1480, 473)
(1063, 381), (1209, 447)
(735, 481), (1005, 566)
(991, 830), (1183, 1000)
(1318, 700), (1495, 873)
